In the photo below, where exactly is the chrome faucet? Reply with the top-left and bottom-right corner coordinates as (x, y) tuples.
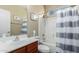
(13, 36), (20, 41)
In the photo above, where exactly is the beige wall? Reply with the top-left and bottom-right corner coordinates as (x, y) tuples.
(0, 5), (27, 35)
(0, 5), (27, 16)
(30, 5), (44, 14)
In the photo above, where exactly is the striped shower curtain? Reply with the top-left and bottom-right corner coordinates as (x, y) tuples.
(56, 6), (79, 53)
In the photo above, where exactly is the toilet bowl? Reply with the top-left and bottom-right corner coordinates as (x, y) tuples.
(38, 44), (50, 53)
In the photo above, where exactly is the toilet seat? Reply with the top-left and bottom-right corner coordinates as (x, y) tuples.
(38, 44), (50, 53)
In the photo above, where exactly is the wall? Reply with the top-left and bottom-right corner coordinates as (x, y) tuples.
(0, 5), (27, 16)
(0, 5), (27, 35)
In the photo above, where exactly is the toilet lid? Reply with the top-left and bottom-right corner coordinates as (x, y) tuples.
(38, 45), (50, 51)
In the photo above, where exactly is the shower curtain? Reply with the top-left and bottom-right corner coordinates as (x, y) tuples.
(56, 6), (79, 53)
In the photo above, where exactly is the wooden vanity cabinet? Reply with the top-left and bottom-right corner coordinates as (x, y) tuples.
(26, 41), (38, 53)
(10, 41), (38, 53)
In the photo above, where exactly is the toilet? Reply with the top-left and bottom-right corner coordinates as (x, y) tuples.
(38, 44), (50, 53)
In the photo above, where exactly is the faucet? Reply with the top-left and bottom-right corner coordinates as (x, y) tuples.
(14, 35), (20, 41)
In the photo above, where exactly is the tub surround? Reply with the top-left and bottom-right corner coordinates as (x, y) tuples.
(0, 36), (38, 53)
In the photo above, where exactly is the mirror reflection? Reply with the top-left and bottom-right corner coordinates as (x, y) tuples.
(0, 5), (39, 37)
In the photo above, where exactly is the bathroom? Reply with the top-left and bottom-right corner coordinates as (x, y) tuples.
(0, 5), (56, 53)
(0, 5), (79, 53)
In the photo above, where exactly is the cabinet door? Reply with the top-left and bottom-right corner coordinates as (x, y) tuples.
(30, 47), (38, 53)
(26, 41), (38, 53)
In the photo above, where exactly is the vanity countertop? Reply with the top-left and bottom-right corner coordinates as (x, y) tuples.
(0, 36), (39, 53)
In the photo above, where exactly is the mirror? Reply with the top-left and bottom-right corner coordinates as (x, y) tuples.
(0, 6), (39, 37)
(0, 8), (28, 37)
(11, 16), (28, 36)
(0, 9), (11, 37)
